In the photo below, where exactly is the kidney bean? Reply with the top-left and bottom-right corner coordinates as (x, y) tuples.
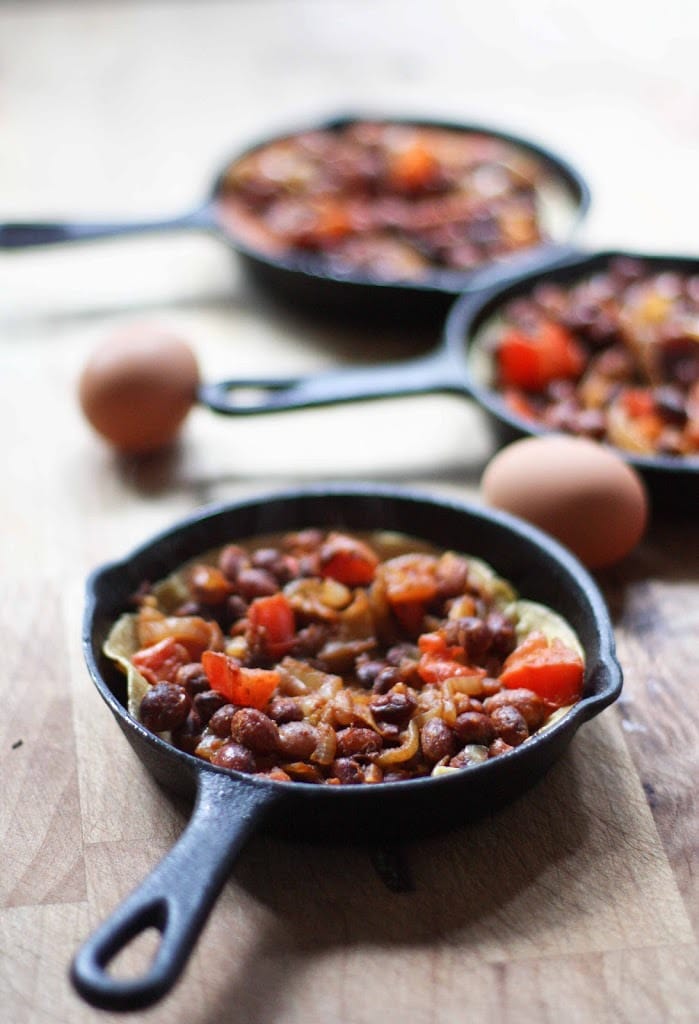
(251, 548), (299, 584)
(355, 657), (389, 689)
(171, 710), (203, 754)
(226, 594), (249, 624)
(331, 758), (364, 785)
(277, 722), (318, 761)
(267, 696), (303, 724)
(454, 711), (496, 746)
(483, 688), (547, 730)
(193, 689), (227, 726)
(486, 611), (517, 659)
(140, 683), (191, 733)
(175, 662), (210, 696)
(443, 617), (492, 661)
(372, 666), (401, 695)
(235, 567), (279, 600)
(420, 718), (457, 762)
(490, 705), (529, 747)
(208, 704), (237, 737)
(370, 689), (417, 727)
(290, 624), (330, 658)
(335, 727), (382, 758)
(218, 544), (249, 581)
(231, 708), (280, 754)
(211, 742), (257, 773)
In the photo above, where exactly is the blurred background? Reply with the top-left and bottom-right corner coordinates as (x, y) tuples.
(2, 0), (697, 493)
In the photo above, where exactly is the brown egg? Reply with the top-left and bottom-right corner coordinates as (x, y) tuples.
(481, 435), (649, 568)
(78, 326), (200, 454)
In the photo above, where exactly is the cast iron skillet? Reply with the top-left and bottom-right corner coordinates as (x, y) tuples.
(73, 484), (621, 1012)
(0, 114), (590, 319)
(198, 249), (699, 507)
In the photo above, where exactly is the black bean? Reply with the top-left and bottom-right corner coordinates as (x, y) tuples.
(140, 683), (191, 733)
(175, 662), (210, 696)
(490, 705), (529, 747)
(230, 708), (279, 754)
(277, 722), (318, 761)
(454, 711), (496, 747)
(267, 696), (303, 724)
(211, 743), (256, 773)
(331, 758), (363, 785)
(335, 727), (382, 757)
(370, 690), (416, 727)
(208, 704), (237, 738)
(420, 718), (457, 763)
(235, 567), (279, 600)
(193, 690), (227, 726)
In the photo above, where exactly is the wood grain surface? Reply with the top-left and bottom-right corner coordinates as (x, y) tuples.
(1, 3), (697, 1022)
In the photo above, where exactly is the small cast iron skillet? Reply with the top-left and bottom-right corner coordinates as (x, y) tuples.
(73, 484), (621, 1012)
(199, 249), (699, 507)
(0, 114), (590, 319)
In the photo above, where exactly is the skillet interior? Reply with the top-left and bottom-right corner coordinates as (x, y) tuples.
(84, 485), (621, 842)
(447, 250), (699, 510)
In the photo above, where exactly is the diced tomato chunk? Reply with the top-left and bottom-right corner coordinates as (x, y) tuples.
(132, 637), (189, 684)
(201, 651), (280, 710)
(417, 633), (485, 685)
(248, 593), (296, 657)
(389, 142), (439, 191)
(621, 388), (656, 419)
(497, 322), (585, 391)
(499, 631), (584, 707)
(381, 553), (439, 606)
(319, 533), (379, 586)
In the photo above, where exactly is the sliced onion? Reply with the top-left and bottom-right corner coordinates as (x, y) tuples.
(311, 722), (337, 766)
(375, 719), (419, 768)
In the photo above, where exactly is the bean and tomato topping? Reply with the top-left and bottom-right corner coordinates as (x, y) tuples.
(114, 530), (585, 785)
(216, 122), (554, 281)
(487, 258), (699, 457)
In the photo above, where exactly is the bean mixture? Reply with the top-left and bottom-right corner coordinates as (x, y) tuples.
(215, 121), (553, 280)
(487, 258), (699, 457)
(109, 530), (585, 785)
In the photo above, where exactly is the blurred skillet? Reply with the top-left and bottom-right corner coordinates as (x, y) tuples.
(0, 114), (590, 319)
(73, 484), (620, 1011)
(199, 249), (699, 508)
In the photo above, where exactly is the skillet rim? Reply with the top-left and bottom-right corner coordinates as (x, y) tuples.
(82, 483), (622, 806)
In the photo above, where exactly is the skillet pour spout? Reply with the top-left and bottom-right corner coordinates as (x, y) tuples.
(73, 485), (621, 1011)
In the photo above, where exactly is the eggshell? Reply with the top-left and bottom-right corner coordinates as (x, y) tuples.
(481, 435), (649, 568)
(79, 326), (200, 454)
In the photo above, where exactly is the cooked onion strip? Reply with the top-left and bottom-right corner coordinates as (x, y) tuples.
(375, 719), (419, 768)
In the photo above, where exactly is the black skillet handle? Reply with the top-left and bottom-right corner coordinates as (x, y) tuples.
(70, 772), (280, 1012)
(0, 205), (215, 248)
(199, 347), (466, 415)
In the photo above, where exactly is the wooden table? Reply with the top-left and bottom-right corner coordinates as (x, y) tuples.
(1, 3), (697, 1021)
